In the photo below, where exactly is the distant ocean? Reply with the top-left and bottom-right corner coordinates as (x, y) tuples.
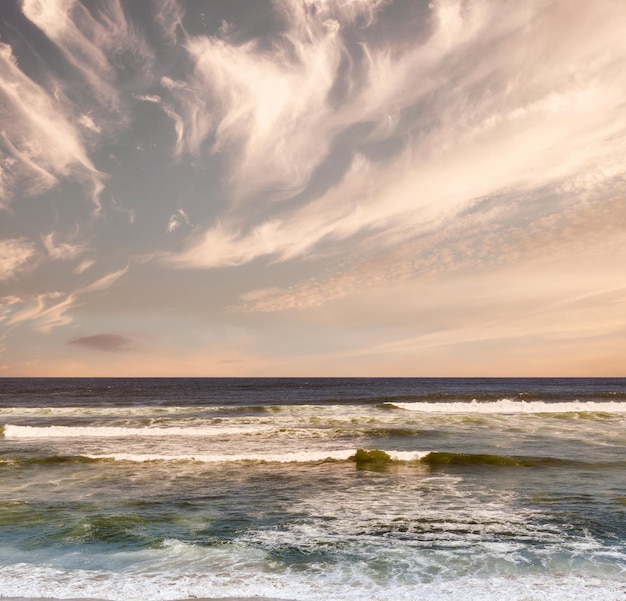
(1, 377), (625, 601)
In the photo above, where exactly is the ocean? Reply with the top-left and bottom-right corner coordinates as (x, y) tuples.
(1, 377), (625, 601)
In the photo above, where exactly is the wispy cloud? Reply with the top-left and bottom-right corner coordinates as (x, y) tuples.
(162, 0), (381, 202)
(8, 0), (162, 212)
(1, 265), (129, 334)
(235, 191), (626, 314)
(1, 0), (625, 376)
(41, 232), (87, 261)
(77, 113), (102, 134)
(74, 258), (95, 274)
(0, 296), (22, 323)
(0, 238), (38, 280)
(110, 196), (136, 225)
(5, 291), (77, 333)
(153, 0), (185, 44)
(166, 209), (190, 233)
(0, 41), (106, 209)
(132, 93), (162, 104)
(80, 265), (129, 294)
(162, 0), (626, 274)
(21, 0), (154, 109)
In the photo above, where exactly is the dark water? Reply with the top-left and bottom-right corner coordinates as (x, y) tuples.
(1, 378), (625, 600)
(2, 377), (625, 407)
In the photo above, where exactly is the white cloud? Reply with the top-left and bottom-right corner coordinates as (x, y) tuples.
(0, 42), (106, 208)
(21, 0), (153, 109)
(2, 0), (625, 376)
(0, 265), (129, 334)
(0, 296), (22, 323)
(0, 160), (12, 208)
(80, 265), (129, 294)
(163, 0), (626, 273)
(74, 258), (95, 274)
(42, 232), (87, 261)
(234, 193), (626, 314)
(132, 93), (162, 104)
(153, 0), (186, 44)
(0, 238), (37, 280)
(166, 209), (190, 233)
(12, 0), (160, 212)
(77, 113), (102, 133)
(163, 0), (381, 202)
(6, 291), (76, 333)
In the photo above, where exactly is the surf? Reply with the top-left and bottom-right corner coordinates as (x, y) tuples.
(392, 399), (626, 414)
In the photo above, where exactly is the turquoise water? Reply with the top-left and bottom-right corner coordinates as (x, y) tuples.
(1, 378), (625, 600)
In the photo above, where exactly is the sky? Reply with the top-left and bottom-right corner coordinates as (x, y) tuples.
(0, 0), (625, 377)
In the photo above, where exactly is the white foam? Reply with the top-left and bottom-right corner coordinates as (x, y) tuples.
(81, 449), (429, 464)
(84, 448), (357, 463)
(388, 450), (431, 461)
(0, 564), (624, 601)
(393, 399), (626, 414)
(2, 424), (272, 439)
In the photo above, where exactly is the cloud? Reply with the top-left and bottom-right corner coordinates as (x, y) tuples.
(153, 0), (186, 44)
(161, 0), (387, 202)
(21, 0), (154, 109)
(1, 265), (129, 333)
(132, 93), (162, 104)
(79, 265), (129, 294)
(74, 258), (95, 274)
(163, 153), (382, 268)
(166, 209), (190, 233)
(5, 291), (77, 333)
(77, 113), (102, 133)
(234, 191), (626, 314)
(1, 0), (625, 376)
(68, 333), (134, 352)
(10, 0), (161, 211)
(21, 0), (117, 105)
(0, 238), (38, 280)
(0, 41), (106, 208)
(110, 196), (136, 225)
(161, 0), (626, 273)
(41, 232), (87, 261)
(0, 296), (22, 323)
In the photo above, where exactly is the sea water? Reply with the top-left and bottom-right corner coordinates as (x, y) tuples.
(1, 377), (625, 600)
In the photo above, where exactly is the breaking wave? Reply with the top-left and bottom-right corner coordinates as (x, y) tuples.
(1, 424), (272, 438)
(392, 399), (626, 414)
(3, 448), (623, 470)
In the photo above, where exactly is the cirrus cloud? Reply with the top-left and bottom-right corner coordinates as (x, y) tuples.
(0, 238), (37, 280)
(160, 0), (626, 275)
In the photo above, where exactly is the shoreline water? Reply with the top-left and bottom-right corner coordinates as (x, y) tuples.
(0, 598), (297, 601)
(2, 378), (625, 601)
(2, 577), (626, 601)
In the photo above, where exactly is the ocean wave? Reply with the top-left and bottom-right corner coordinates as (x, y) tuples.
(1, 423), (440, 442)
(81, 449), (430, 464)
(420, 451), (583, 468)
(1, 424), (273, 439)
(0, 455), (97, 467)
(0, 449), (430, 466)
(0, 563), (625, 601)
(4, 447), (622, 470)
(392, 400), (626, 414)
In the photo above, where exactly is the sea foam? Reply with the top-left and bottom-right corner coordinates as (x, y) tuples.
(392, 399), (626, 414)
(0, 564), (624, 601)
(79, 449), (430, 464)
(2, 424), (271, 438)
